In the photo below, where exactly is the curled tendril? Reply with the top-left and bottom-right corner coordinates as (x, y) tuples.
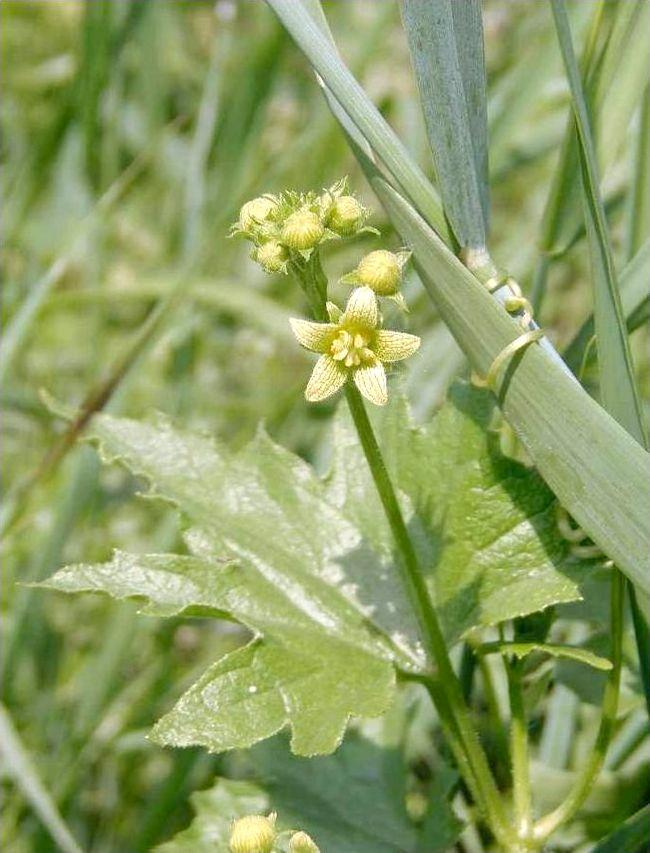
(556, 505), (613, 564)
(471, 273), (543, 391)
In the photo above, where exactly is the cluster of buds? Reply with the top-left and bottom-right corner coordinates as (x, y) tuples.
(232, 178), (375, 274)
(228, 813), (319, 853)
(234, 177), (419, 407)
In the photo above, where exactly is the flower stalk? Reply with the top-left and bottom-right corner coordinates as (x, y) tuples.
(285, 243), (513, 847)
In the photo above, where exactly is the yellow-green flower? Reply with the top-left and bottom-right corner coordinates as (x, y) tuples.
(340, 249), (411, 309)
(289, 830), (320, 853)
(289, 286), (420, 406)
(229, 813), (277, 853)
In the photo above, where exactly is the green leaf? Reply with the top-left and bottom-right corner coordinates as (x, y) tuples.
(0, 703), (85, 853)
(40, 383), (601, 756)
(155, 778), (269, 853)
(563, 239), (650, 373)
(541, 0), (650, 255)
(328, 383), (591, 641)
(158, 735), (462, 853)
(373, 178), (650, 595)
(551, 0), (647, 447)
(478, 641), (613, 671)
(400, 0), (488, 247)
(152, 639), (394, 757)
(625, 86), (650, 260)
(590, 804), (650, 853)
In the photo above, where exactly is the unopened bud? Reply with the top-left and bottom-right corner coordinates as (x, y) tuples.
(289, 830), (320, 853)
(281, 209), (324, 250)
(239, 196), (278, 232)
(255, 241), (288, 273)
(356, 250), (402, 295)
(326, 195), (365, 236)
(229, 813), (276, 853)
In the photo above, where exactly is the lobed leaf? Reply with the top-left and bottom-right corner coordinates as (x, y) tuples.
(41, 384), (604, 755)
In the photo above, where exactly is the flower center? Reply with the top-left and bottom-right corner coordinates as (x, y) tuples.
(330, 328), (374, 368)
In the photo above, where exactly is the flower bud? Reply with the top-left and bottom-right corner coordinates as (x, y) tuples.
(239, 196), (277, 232)
(356, 250), (402, 295)
(289, 830), (320, 853)
(326, 195), (364, 236)
(281, 209), (324, 250)
(254, 241), (288, 273)
(229, 813), (276, 853)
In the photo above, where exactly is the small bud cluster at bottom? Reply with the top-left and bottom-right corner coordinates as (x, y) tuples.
(229, 814), (276, 853)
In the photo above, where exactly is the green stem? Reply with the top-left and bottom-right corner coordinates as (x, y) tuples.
(532, 570), (624, 844)
(344, 385), (512, 845)
(506, 658), (533, 842)
(290, 253), (513, 846)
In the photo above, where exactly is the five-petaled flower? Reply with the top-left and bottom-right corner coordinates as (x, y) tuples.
(289, 286), (420, 406)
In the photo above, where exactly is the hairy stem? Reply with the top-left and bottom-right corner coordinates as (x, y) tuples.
(533, 569), (624, 843)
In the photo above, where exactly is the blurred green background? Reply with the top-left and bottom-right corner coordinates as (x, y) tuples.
(1, 2), (648, 851)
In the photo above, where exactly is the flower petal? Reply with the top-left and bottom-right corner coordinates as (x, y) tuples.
(353, 361), (388, 406)
(373, 330), (421, 362)
(326, 301), (343, 322)
(342, 286), (378, 329)
(289, 318), (337, 353)
(305, 355), (348, 402)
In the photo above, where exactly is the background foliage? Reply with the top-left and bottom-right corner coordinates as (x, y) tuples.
(1, 2), (648, 852)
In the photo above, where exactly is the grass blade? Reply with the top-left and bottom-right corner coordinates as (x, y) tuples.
(400, 0), (488, 247)
(590, 805), (650, 853)
(373, 178), (650, 593)
(550, 0), (646, 446)
(265, 0), (452, 244)
(0, 703), (86, 853)
(541, 0), (650, 257)
(563, 240), (650, 373)
(625, 86), (650, 260)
